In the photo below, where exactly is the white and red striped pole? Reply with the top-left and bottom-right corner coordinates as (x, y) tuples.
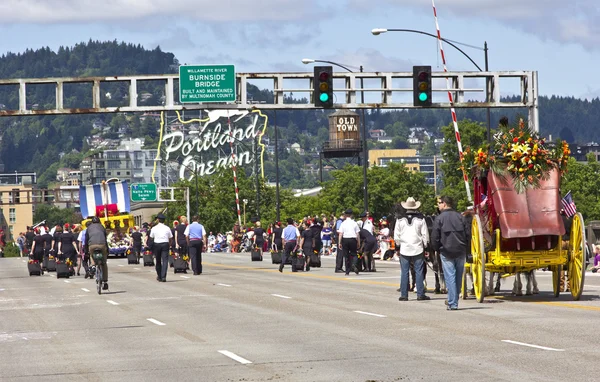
(431, 0), (472, 203)
(227, 112), (243, 226)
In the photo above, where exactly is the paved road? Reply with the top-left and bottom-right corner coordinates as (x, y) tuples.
(1, 253), (599, 382)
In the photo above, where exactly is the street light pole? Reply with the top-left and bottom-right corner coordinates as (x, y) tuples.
(242, 199), (248, 227)
(302, 58), (369, 214)
(371, 28), (491, 142)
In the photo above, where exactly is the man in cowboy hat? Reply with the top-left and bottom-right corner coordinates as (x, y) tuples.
(394, 197), (430, 301)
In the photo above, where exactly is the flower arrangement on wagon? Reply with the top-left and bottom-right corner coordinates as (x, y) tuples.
(463, 119), (571, 193)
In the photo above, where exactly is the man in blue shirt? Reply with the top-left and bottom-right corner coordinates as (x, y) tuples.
(185, 215), (206, 275)
(280, 218), (300, 273)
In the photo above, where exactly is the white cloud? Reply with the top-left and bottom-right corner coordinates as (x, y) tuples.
(0, 0), (321, 23)
(349, 0), (600, 50)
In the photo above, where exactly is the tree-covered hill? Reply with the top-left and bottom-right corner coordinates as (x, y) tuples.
(0, 41), (599, 189)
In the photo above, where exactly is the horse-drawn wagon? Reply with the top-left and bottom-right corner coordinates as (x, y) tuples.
(461, 121), (585, 302)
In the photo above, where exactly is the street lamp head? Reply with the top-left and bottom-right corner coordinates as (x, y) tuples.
(301, 58), (315, 64)
(371, 28), (388, 36)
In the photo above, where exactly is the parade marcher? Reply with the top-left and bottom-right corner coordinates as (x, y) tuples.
(431, 196), (469, 310)
(271, 221), (283, 252)
(280, 218), (300, 273)
(51, 225), (63, 255)
(337, 209), (361, 276)
(150, 213), (173, 282)
(78, 222), (91, 278)
(310, 218), (323, 258)
(85, 216), (109, 290)
(171, 220), (179, 254)
(58, 224), (77, 263)
(358, 220), (377, 272)
(299, 220), (315, 272)
(30, 228), (45, 273)
(25, 226), (35, 255)
(394, 197), (430, 301)
(131, 226), (143, 261)
(232, 222), (242, 253)
(253, 221), (266, 257)
(175, 216), (188, 257)
(185, 215), (206, 275)
(360, 212), (374, 234)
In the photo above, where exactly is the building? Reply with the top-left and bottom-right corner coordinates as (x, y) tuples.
(368, 149), (443, 185)
(83, 139), (159, 185)
(0, 176), (35, 241)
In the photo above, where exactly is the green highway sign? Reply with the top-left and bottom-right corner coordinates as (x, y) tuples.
(131, 183), (157, 202)
(179, 64), (236, 103)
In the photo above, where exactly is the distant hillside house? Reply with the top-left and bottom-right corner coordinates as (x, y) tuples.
(290, 143), (304, 155)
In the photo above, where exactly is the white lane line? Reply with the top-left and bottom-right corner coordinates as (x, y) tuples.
(147, 318), (166, 326)
(218, 350), (252, 365)
(501, 340), (564, 352)
(345, 276), (399, 280)
(180, 275), (190, 279)
(354, 310), (387, 318)
(81, 288), (90, 292)
(0, 288), (5, 292)
(106, 300), (119, 306)
(64, 280), (71, 283)
(118, 265), (124, 267)
(22, 260), (27, 263)
(134, 268), (140, 270)
(217, 283), (232, 287)
(271, 294), (291, 299)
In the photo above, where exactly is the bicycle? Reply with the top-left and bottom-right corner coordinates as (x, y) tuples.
(92, 248), (105, 295)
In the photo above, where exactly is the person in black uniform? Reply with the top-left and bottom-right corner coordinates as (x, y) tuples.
(253, 221), (266, 256)
(175, 216), (188, 258)
(271, 222), (283, 251)
(131, 226), (143, 261)
(41, 229), (53, 271)
(358, 221), (377, 272)
(300, 221), (315, 272)
(29, 228), (45, 274)
(51, 225), (63, 256)
(25, 226), (35, 255)
(58, 224), (77, 268)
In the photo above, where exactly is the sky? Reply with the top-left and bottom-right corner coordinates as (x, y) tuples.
(0, 0), (598, 99)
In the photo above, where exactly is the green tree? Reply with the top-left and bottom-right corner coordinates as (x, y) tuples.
(33, 204), (78, 227)
(439, 119), (487, 211)
(560, 157), (600, 220)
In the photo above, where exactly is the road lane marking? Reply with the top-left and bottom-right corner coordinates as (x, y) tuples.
(147, 318), (166, 326)
(218, 350), (252, 364)
(354, 310), (386, 318)
(217, 283), (232, 287)
(0, 289), (4, 292)
(64, 280), (70, 283)
(180, 276), (190, 279)
(81, 288), (90, 292)
(134, 268), (140, 270)
(271, 294), (291, 299)
(118, 265), (124, 267)
(22, 260), (26, 263)
(345, 276), (399, 280)
(502, 340), (564, 352)
(106, 300), (119, 306)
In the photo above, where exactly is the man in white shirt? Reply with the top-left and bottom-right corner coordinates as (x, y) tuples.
(359, 212), (374, 234)
(394, 197), (430, 301)
(337, 209), (361, 276)
(150, 213), (173, 282)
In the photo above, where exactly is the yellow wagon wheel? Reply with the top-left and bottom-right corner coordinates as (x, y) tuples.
(472, 214), (486, 303)
(568, 212), (586, 300)
(551, 265), (561, 298)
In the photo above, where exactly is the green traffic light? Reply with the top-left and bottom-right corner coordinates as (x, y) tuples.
(320, 93), (329, 102)
(419, 93), (428, 102)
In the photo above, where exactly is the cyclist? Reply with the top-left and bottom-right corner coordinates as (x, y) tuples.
(84, 216), (109, 290)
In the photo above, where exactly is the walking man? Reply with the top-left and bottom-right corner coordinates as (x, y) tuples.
(150, 213), (173, 282)
(185, 215), (206, 275)
(431, 196), (469, 310)
(394, 197), (430, 301)
(337, 209), (361, 276)
(280, 218), (300, 273)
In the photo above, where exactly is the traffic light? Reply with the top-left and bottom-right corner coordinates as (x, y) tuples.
(413, 65), (432, 107)
(314, 66), (333, 108)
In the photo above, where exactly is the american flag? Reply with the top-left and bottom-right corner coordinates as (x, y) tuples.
(561, 191), (577, 218)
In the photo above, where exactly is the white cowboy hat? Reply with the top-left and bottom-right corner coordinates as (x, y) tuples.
(401, 197), (421, 210)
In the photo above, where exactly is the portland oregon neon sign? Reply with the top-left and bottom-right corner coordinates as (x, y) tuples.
(157, 110), (267, 180)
